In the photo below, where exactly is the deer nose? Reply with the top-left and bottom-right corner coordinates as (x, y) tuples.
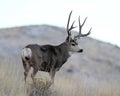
(78, 49), (83, 52)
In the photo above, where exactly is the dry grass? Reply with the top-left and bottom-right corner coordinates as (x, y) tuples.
(0, 61), (120, 96)
(0, 62), (25, 96)
(54, 76), (120, 96)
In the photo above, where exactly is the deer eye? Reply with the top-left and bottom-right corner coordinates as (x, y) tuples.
(72, 43), (75, 46)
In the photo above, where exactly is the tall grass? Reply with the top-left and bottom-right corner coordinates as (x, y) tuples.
(0, 60), (120, 96)
(0, 61), (25, 96)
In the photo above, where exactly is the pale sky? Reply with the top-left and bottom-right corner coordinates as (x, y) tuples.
(0, 0), (120, 47)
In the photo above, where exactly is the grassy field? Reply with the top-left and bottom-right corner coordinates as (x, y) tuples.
(0, 59), (120, 96)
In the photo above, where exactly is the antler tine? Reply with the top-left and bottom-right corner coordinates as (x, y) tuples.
(79, 16), (87, 37)
(67, 11), (76, 36)
(78, 16), (81, 39)
(67, 11), (72, 35)
(80, 27), (92, 37)
(81, 17), (87, 27)
(75, 16), (91, 39)
(68, 20), (76, 32)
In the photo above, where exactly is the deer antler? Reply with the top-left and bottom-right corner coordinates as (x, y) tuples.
(67, 11), (76, 36)
(75, 16), (92, 39)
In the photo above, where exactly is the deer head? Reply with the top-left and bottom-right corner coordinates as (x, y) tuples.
(66, 11), (92, 53)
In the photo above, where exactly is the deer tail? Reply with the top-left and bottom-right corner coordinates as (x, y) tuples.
(21, 48), (32, 61)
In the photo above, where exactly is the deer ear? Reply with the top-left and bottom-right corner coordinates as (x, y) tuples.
(40, 47), (47, 52)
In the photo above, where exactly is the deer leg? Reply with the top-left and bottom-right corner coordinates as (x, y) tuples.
(22, 60), (30, 82)
(49, 70), (56, 84)
(31, 68), (38, 82)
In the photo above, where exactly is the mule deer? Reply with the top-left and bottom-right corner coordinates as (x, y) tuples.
(21, 11), (91, 83)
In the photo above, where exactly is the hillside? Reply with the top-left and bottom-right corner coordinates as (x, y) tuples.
(0, 25), (120, 96)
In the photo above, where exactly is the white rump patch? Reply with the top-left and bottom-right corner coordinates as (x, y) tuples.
(21, 48), (32, 61)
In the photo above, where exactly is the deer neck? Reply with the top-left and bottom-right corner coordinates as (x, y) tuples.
(59, 41), (72, 56)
